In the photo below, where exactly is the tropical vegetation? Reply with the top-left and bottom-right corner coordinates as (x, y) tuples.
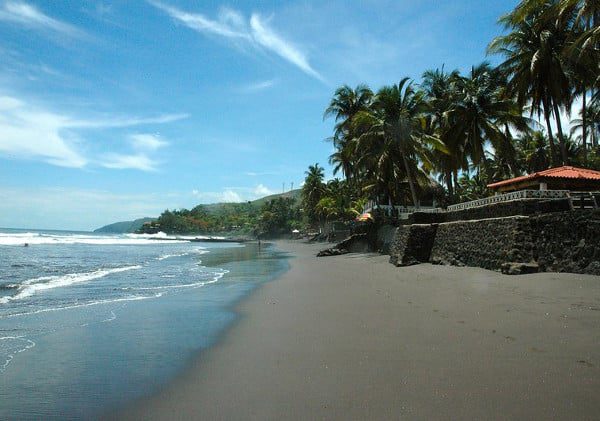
(301, 0), (600, 224)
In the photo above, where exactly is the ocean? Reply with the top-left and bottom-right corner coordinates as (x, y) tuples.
(0, 229), (289, 419)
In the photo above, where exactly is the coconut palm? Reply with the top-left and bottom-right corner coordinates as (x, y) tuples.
(421, 67), (465, 196)
(489, 2), (574, 164)
(354, 78), (441, 208)
(445, 63), (527, 174)
(323, 84), (373, 147)
(301, 163), (326, 225)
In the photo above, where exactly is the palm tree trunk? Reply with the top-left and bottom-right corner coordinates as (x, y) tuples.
(553, 102), (568, 165)
(544, 110), (558, 166)
(446, 171), (454, 198)
(402, 154), (419, 208)
(453, 169), (458, 193)
(582, 91), (588, 163)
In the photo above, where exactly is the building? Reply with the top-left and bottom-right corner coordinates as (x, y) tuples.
(487, 166), (600, 193)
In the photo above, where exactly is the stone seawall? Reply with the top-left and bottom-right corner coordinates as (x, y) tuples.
(529, 210), (600, 274)
(409, 198), (571, 224)
(389, 224), (438, 266)
(388, 210), (600, 275)
(429, 217), (533, 271)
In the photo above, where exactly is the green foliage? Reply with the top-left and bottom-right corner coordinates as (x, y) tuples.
(138, 192), (303, 236)
(318, 0), (600, 210)
(258, 197), (302, 237)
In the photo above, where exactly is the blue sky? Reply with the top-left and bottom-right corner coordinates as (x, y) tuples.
(0, 0), (519, 230)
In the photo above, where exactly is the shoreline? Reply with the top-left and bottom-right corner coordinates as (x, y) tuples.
(115, 240), (600, 420)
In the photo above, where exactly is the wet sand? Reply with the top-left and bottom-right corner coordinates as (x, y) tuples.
(116, 240), (600, 420)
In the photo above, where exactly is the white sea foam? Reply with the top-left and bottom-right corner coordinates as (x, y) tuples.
(0, 231), (187, 246)
(124, 269), (227, 291)
(0, 265), (142, 304)
(0, 335), (36, 371)
(1, 293), (162, 319)
(156, 247), (207, 261)
(100, 310), (117, 323)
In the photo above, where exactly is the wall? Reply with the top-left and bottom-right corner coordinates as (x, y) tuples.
(375, 225), (398, 254)
(409, 198), (571, 224)
(389, 224), (438, 267)
(429, 216), (533, 271)
(388, 209), (600, 275)
(529, 210), (600, 275)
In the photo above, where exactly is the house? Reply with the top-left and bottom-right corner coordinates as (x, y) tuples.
(487, 166), (600, 193)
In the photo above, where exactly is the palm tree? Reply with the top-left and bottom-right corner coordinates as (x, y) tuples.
(421, 67), (464, 196)
(356, 78), (436, 208)
(445, 64), (528, 173)
(324, 84), (373, 147)
(516, 130), (551, 172)
(301, 163), (326, 225)
(489, 2), (574, 164)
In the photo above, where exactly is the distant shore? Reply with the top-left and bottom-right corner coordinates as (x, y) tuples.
(116, 241), (600, 420)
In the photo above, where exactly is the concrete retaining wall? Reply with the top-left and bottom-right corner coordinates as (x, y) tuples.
(389, 224), (438, 266)
(387, 210), (600, 275)
(430, 216), (533, 271)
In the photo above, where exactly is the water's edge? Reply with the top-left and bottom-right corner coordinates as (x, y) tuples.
(104, 241), (293, 418)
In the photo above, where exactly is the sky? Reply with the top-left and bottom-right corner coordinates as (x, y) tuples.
(0, 0), (522, 231)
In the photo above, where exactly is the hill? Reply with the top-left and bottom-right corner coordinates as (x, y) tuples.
(93, 189), (302, 233)
(202, 189), (301, 213)
(94, 217), (155, 234)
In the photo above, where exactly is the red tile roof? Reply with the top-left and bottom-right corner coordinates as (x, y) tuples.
(487, 166), (600, 189)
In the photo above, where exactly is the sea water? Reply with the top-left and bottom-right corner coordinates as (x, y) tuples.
(0, 229), (289, 419)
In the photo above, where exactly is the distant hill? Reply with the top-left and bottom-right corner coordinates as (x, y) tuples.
(93, 189), (302, 233)
(202, 189), (302, 213)
(94, 217), (155, 234)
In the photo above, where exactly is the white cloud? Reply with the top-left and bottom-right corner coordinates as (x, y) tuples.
(0, 186), (181, 231)
(249, 14), (323, 82)
(0, 95), (87, 167)
(0, 94), (184, 169)
(101, 153), (159, 172)
(151, 2), (323, 81)
(129, 133), (168, 151)
(67, 113), (188, 129)
(253, 183), (273, 196)
(0, 1), (82, 37)
(239, 79), (277, 93)
(192, 189), (242, 203)
(221, 189), (242, 202)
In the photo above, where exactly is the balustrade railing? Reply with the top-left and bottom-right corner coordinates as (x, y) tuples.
(446, 190), (569, 212)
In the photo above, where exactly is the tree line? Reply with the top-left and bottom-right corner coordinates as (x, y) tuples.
(302, 0), (600, 226)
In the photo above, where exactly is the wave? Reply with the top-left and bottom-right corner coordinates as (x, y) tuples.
(0, 265), (142, 304)
(0, 232), (187, 246)
(122, 269), (228, 291)
(1, 293), (162, 319)
(0, 335), (36, 371)
(156, 247), (208, 261)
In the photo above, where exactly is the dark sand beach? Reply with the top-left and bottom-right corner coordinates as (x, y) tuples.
(117, 240), (600, 420)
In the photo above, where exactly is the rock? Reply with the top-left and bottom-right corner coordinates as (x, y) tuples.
(501, 262), (539, 275)
(317, 248), (348, 257)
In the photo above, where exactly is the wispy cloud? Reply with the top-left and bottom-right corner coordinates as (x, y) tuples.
(129, 133), (168, 151)
(239, 79), (278, 93)
(191, 183), (275, 203)
(253, 183), (273, 196)
(99, 133), (168, 171)
(67, 113), (188, 129)
(0, 94), (184, 169)
(0, 1), (83, 37)
(101, 153), (159, 172)
(192, 189), (242, 203)
(0, 186), (178, 231)
(150, 1), (323, 81)
(249, 14), (323, 82)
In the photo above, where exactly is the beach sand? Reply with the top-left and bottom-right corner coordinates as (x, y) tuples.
(116, 240), (600, 420)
